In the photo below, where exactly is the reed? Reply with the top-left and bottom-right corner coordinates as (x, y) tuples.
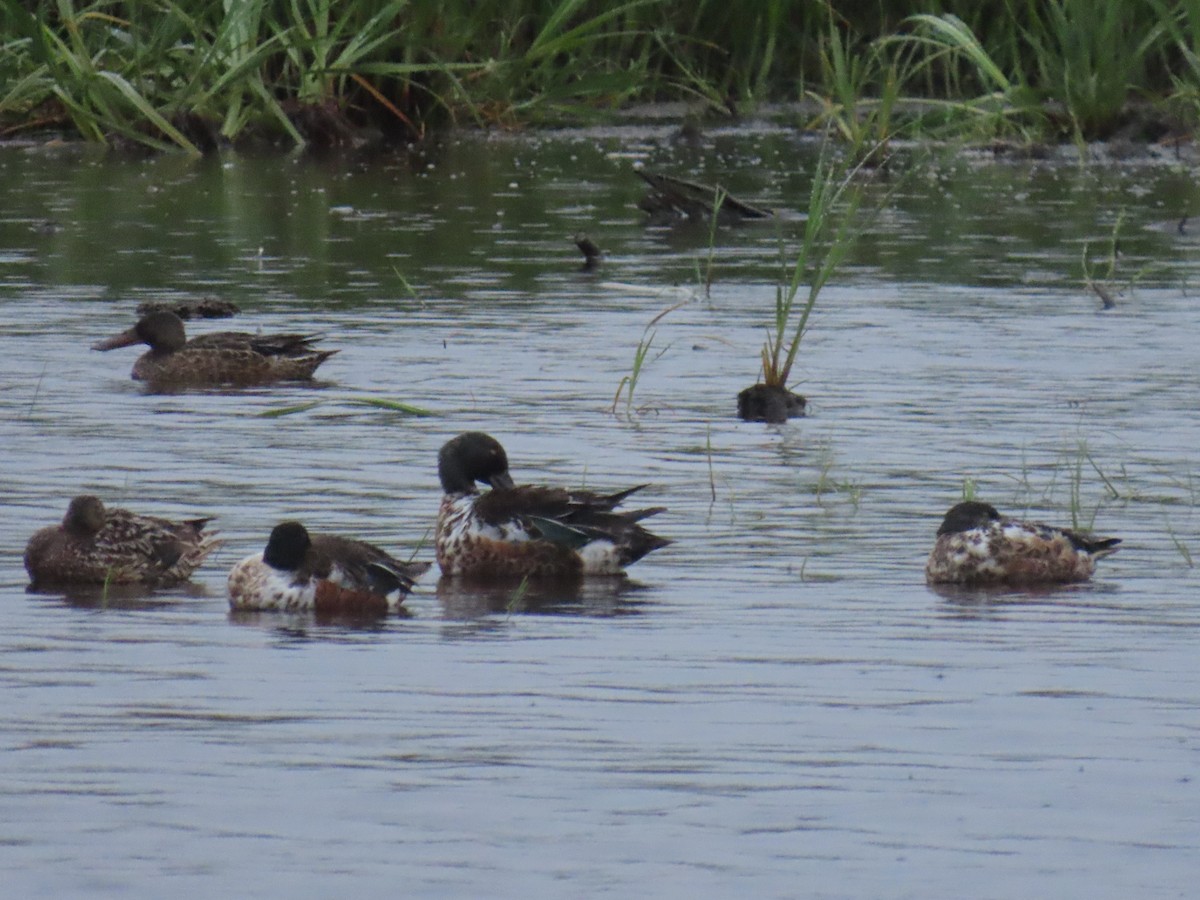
(611, 329), (656, 419)
(808, 17), (909, 161)
(759, 143), (861, 390)
(2, 0), (1188, 149)
(695, 187), (725, 298)
(1017, 0), (1159, 141)
(611, 299), (684, 419)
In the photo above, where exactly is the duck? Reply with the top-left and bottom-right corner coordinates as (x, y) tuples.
(24, 495), (222, 587)
(227, 521), (430, 615)
(92, 310), (337, 386)
(925, 500), (1121, 586)
(435, 431), (671, 580)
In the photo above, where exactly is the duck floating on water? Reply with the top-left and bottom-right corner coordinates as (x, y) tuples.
(925, 501), (1121, 586)
(227, 521), (430, 615)
(435, 431), (671, 580)
(24, 495), (222, 587)
(92, 310), (337, 387)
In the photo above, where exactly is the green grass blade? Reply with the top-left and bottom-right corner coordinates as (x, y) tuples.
(258, 400), (324, 418)
(96, 71), (200, 154)
(348, 397), (437, 416)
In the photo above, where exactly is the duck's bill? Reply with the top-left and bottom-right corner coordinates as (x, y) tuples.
(91, 327), (140, 351)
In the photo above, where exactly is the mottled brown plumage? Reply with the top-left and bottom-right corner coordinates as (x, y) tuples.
(92, 310), (337, 387)
(24, 495), (222, 587)
(925, 501), (1121, 586)
(136, 298), (240, 320)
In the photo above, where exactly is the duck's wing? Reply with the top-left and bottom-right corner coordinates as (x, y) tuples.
(98, 509), (221, 577)
(308, 535), (429, 596)
(477, 486), (670, 563)
(187, 331), (324, 356)
(1061, 528), (1122, 557)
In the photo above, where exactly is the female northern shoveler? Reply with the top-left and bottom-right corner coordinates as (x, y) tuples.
(24, 495), (222, 587)
(925, 500), (1121, 586)
(91, 310), (337, 387)
(435, 431), (671, 580)
(227, 521), (430, 615)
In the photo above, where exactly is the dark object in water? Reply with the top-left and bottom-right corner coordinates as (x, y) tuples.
(136, 297), (240, 320)
(573, 232), (602, 269)
(737, 384), (806, 423)
(637, 170), (772, 224)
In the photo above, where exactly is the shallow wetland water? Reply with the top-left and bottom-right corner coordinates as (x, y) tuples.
(1, 124), (1198, 897)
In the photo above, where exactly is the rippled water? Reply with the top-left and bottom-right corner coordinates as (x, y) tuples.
(1, 127), (1198, 897)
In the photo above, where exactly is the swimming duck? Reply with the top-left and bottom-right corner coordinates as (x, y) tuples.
(925, 501), (1121, 586)
(24, 495), (222, 587)
(435, 431), (671, 579)
(227, 521), (430, 615)
(92, 310), (337, 386)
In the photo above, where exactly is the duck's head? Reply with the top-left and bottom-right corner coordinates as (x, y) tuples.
(263, 521), (312, 571)
(438, 432), (515, 494)
(63, 495), (106, 536)
(92, 310), (187, 353)
(936, 501), (1001, 536)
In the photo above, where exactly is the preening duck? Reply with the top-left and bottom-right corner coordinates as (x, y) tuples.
(228, 521), (430, 615)
(435, 431), (671, 580)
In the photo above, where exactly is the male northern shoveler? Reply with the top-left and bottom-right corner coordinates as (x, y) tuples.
(227, 521), (430, 615)
(435, 431), (671, 579)
(92, 310), (337, 387)
(24, 495), (222, 587)
(925, 500), (1121, 586)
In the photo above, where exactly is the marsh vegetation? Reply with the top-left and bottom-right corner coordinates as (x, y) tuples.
(4, 1), (1199, 152)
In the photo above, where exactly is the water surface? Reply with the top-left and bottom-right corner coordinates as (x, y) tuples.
(1, 127), (1197, 897)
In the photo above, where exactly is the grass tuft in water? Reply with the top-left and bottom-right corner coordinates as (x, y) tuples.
(698, 187), (726, 298)
(1081, 210), (1156, 310)
(611, 299), (684, 419)
(506, 576), (531, 615)
(759, 142), (863, 392)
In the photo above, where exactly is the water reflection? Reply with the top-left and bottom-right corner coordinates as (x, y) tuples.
(435, 574), (650, 619)
(227, 607), (402, 635)
(25, 579), (214, 611)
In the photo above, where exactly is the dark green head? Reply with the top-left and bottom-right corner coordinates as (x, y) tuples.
(263, 520), (312, 570)
(438, 432), (515, 494)
(936, 501), (1001, 536)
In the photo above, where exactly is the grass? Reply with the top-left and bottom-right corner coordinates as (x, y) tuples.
(1166, 521), (1194, 567)
(966, 439), (1134, 532)
(758, 142), (862, 391)
(698, 187), (725, 297)
(610, 330), (657, 419)
(1080, 210), (1159, 310)
(258, 396), (436, 418)
(506, 575), (531, 614)
(611, 299), (685, 419)
(2, 1), (1194, 150)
